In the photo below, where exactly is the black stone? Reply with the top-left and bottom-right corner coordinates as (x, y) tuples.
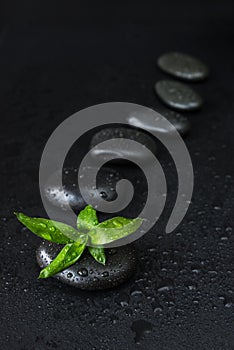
(155, 80), (203, 111)
(43, 166), (122, 213)
(89, 127), (157, 165)
(36, 241), (137, 290)
(127, 108), (191, 137)
(157, 52), (209, 81)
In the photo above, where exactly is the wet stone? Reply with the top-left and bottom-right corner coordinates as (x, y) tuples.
(157, 52), (209, 81)
(90, 127), (157, 165)
(44, 166), (122, 213)
(127, 108), (191, 137)
(36, 241), (137, 290)
(155, 80), (203, 111)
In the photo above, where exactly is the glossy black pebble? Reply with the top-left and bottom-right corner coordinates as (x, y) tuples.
(128, 108), (191, 137)
(36, 241), (137, 290)
(155, 80), (203, 111)
(44, 166), (122, 213)
(90, 127), (157, 164)
(157, 52), (209, 81)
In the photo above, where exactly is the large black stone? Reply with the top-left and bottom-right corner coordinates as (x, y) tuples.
(36, 241), (137, 290)
(43, 166), (122, 213)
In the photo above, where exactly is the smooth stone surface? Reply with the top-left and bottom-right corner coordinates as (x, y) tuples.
(90, 127), (157, 164)
(127, 108), (191, 137)
(157, 52), (209, 81)
(44, 166), (121, 212)
(36, 241), (137, 290)
(155, 80), (203, 111)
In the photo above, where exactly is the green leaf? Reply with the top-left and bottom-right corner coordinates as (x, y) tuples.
(88, 246), (106, 265)
(15, 212), (80, 244)
(39, 239), (87, 279)
(77, 205), (99, 231)
(89, 217), (143, 245)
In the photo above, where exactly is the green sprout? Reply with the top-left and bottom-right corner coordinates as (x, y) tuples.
(14, 206), (142, 279)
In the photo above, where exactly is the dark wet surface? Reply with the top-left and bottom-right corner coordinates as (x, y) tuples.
(1, 1), (234, 349)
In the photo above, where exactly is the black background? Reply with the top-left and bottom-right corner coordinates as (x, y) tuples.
(1, 1), (234, 349)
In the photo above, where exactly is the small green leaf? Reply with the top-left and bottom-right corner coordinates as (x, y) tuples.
(89, 217), (143, 245)
(77, 205), (98, 231)
(15, 212), (80, 244)
(39, 239), (87, 278)
(88, 246), (106, 265)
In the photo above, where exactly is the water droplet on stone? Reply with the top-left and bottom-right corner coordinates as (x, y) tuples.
(101, 271), (109, 277)
(77, 268), (88, 277)
(100, 191), (108, 199)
